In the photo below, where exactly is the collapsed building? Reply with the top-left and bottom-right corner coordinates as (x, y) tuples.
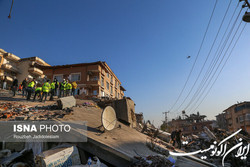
(168, 112), (213, 135)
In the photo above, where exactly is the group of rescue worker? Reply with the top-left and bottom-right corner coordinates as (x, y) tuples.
(25, 78), (77, 102)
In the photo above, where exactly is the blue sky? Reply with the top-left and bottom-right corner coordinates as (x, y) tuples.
(0, 0), (250, 127)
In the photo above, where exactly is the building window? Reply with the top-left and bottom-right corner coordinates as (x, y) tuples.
(53, 74), (63, 82)
(101, 77), (104, 87)
(245, 114), (250, 121)
(115, 80), (117, 88)
(118, 93), (119, 99)
(93, 90), (97, 95)
(106, 81), (109, 90)
(71, 73), (81, 82)
(107, 72), (109, 78)
(115, 90), (117, 98)
(111, 86), (113, 94)
(239, 115), (244, 122)
(93, 76), (98, 81)
(111, 75), (113, 83)
(101, 91), (104, 97)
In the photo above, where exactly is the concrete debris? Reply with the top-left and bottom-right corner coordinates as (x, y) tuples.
(35, 145), (81, 167)
(72, 156), (108, 167)
(0, 149), (34, 167)
(181, 128), (250, 166)
(0, 102), (72, 121)
(0, 150), (11, 159)
(130, 155), (174, 167)
(57, 96), (76, 109)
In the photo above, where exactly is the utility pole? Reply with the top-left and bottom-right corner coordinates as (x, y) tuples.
(163, 111), (170, 124)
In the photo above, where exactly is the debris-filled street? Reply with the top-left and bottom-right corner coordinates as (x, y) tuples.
(1, 0), (250, 166)
(0, 90), (249, 167)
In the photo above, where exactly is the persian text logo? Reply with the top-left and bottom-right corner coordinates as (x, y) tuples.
(169, 129), (249, 167)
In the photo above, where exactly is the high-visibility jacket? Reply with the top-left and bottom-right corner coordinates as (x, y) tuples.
(72, 82), (77, 89)
(42, 82), (51, 93)
(51, 82), (55, 89)
(60, 82), (66, 90)
(28, 81), (35, 88)
(35, 87), (42, 92)
(66, 83), (72, 90)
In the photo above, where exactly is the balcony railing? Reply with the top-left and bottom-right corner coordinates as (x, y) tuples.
(28, 67), (43, 76)
(4, 53), (20, 62)
(1, 64), (19, 73)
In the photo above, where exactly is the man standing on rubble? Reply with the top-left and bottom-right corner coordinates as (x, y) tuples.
(171, 129), (176, 147)
(72, 81), (77, 96)
(176, 130), (182, 149)
(59, 79), (66, 97)
(49, 80), (56, 101)
(54, 78), (59, 97)
(26, 78), (35, 100)
(41, 80), (51, 102)
(66, 80), (72, 96)
(33, 86), (42, 102)
(12, 76), (18, 97)
(21, 78), (28, 97)
(2, 76), (7, 90)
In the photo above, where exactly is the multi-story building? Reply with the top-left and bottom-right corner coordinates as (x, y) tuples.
(0, 49), (21, 87)
(41, 61), (125, 99)
(223, 101), (250, 134)
(215, 112), (228, 130)
(17, 57), (50, 83)
(0, 49), (50, 88)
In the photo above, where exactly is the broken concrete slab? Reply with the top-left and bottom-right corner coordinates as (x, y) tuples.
(57, 96), (76, 109)
(35, 145), (81, 167)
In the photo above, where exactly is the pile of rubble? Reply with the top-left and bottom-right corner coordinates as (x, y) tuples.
(0, 144), (108, 167)
(182, 128), (250, 167)
(130, 155), (175, 167)
(0, 102), (73, 121)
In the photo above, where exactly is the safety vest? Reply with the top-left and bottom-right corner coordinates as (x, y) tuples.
(60, 82), (66, 90)
(42, 82), (51, 93)
(51, 82), (55, 89)
(35, 87), (42, 92)
(28, 81), (35, 88)
(67, 83), (72, 90)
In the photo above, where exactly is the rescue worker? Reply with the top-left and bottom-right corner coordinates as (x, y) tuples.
(54, 78), (59, 97)
(66, 80), (72, 96)
(72, 81), (77, 96)
(41, 80), (51, 102)
(49, 80), (56, 100)
(26, 78), (36, 100)
(59, 79), (66, 97)
(33, 86), (42, 102)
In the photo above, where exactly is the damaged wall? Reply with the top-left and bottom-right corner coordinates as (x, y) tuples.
(113, 98), (137, 128)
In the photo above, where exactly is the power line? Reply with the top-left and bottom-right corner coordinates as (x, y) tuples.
(179, 0), (233, 112)
(184, 2), (241, 112)
(190, 22), (247, 113)
(168, 0), (218, 112)
(187, 7), (244, 113)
